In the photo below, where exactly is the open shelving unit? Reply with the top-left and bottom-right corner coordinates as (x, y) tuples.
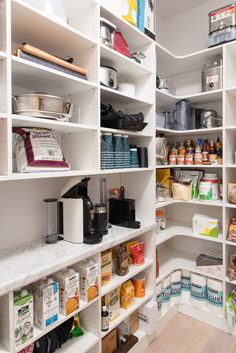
(1, 0), (236, 353)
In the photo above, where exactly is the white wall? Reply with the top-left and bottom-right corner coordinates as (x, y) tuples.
(158, 0), (230, 55)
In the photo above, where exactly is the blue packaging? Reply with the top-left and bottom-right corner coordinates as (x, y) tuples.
(137, 0), (145, 32)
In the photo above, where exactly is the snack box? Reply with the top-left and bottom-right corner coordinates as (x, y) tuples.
(193, 213), (219, 238)
(105, 287), (121, 321)
(102, 328), (117, 353)
(101, 250), (112, 286)
(74, 260), (99, 302)
(54, 269), (79, 316)
(120, 280), (135, 310)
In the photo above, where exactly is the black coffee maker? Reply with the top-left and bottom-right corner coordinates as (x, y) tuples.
(59, 177), (107, 244)
(109, 187), (140, 229)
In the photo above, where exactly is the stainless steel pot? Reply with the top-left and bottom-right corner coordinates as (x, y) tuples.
(12, 93), (74, 121)
(100, 17), (117, 48)
(200, 109), (222, 128)
(100, 65), (118, 89)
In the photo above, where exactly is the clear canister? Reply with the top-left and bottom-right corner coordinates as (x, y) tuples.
(43, 198), (58, 243)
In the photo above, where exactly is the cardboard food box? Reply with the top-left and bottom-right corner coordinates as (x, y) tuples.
(34, 278), (59, 329)
(74, 260), (99, 302)
(120, 281), (135, 310)
(102, 328), (117, 353)
(101, 250), (113, 286)
(14, 290), (34, 347)
(54, 269), (79, 316)
(193, 213), (219, 238)
(105, 287), (121, 321)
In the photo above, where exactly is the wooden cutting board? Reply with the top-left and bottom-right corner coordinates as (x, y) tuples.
(17, 43), (88, 76)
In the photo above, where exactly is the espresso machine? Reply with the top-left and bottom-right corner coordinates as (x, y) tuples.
(59, 177), (107, 244)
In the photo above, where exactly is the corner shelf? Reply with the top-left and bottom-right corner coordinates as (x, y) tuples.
(156, 198), (224, 208)
(156, 88), (223, 110)
(156, 247), (223, 284)
(156, 126), (223, 137)
(156, 220), (223, 246)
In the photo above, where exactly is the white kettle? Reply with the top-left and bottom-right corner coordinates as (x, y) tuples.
(23, 0), (67, 23)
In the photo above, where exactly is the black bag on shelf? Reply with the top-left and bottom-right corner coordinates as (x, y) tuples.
(101, 103), (147, 131)
(33, 330), (59, 353)
(55, 317), (74, 347)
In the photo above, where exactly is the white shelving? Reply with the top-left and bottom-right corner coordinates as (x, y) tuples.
(156, 88), (223, 110)
(156, 220), (223, 246)
(156, 126), (223, 137)
(156, 42), (223, 77)
(101, 85), (152, 106)
(101, 259), (153, 296)
(101, 290), (153, 338)
(156, 164), (223, 169)
(15, 298), (99, 353)
(58, 330), (99, 353)
(0, 1), (236, 353)
(12, 56), (97, 95)
(156, 247), (223, 284)
(156, 198), (223, 209)
(101, 44), (152, 79)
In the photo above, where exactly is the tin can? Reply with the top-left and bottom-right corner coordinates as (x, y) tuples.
(186, 154), (193, 165)
(169, 155), (176, 165)
(133, 274), (145, 298)
(177, 155), (185, 165)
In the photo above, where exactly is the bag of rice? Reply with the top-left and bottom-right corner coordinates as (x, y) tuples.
(13, 127), (70, 172)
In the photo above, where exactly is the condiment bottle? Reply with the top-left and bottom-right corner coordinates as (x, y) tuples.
(194, 142), (203, 165)
(101, 306), (109, 331)
(209, 140), (215, 154)
(202, 141), (209, 163)
(216, 137), (222, 158)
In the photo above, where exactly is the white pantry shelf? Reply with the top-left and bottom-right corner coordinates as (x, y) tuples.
(101, 259), (153, 296)
(100, 86), (152, 107)
(156, 164), (223, 169)
(12, 114), (98, 134)
(12, 56), (97, 96)
(156, 126), (223, 137)
(59, 329), (99, 353)
(0, 221), (155, 296)
(156, 126), (222, 137)
(9, 168), (155, 181)
(156, 42), (223, 76)
(225, 240), (236, 247)
(12, 0), (97, 56)
(100, 3), (153, 48)
(156, 247), (223, 284)
(101, 290), (153, 338)
(156, 198), (223, 209)
(100, 126), (153, 138)
(101, 44), (152, 79)
(156, 220), (223, 246)
(15, 298), (99, 353)
(156, 88), (223, 110)
(100, 167), (154, 174)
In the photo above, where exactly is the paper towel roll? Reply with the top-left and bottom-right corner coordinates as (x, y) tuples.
(171, 270), (182, 304)
(162, 276), (171, 311)
(156, 282), (163, 313)
(207, 278), (223, 316)
(191, 273), (207, 308)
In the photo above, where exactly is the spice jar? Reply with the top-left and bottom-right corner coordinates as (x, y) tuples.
(177, 155), (185, 165)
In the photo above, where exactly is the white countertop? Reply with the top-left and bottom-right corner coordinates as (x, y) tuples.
(0, 221), (155, 296)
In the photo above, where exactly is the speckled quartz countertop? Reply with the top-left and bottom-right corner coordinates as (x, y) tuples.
(0, 221), (155, 296)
